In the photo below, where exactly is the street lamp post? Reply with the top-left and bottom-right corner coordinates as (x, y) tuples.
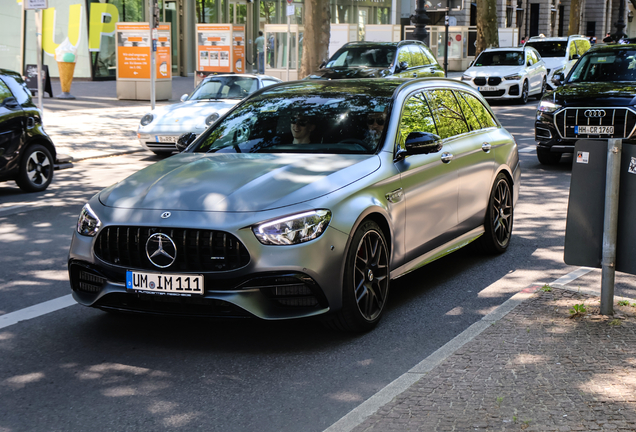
(410, 0), (431, 46)
(615, 0), (627, 41)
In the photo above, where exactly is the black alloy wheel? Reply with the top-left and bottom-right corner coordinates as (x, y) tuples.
(326, 220), (390, 332)
(16, 144), (54, 192)
(518, 81), (529, 104)
(479, 174), (513, 254)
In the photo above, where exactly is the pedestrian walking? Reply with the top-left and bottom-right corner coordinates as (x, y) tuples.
(255, 31), (265, 74)
(520, 36), (527, 46)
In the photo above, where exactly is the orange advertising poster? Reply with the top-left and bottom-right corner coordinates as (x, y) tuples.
(156, 24), (171, 79)
(196, 24), (232, 73)
(233, 26), (245, 73)
(116, 23), (151, 79)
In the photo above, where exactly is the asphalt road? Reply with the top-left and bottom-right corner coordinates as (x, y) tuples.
(0, 100), (581, 432)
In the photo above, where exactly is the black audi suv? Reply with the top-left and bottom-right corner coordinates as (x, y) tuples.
(0, 68), (56, 191)
(535, 44), (636, 165)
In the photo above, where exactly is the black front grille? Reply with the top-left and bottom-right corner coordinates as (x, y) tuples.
(554, 108), (636, 139)
(94, 226), (250, 272)
(479, 90), (506, 97)
(473, 77), (486, 86)
(488, 77), (502, 86)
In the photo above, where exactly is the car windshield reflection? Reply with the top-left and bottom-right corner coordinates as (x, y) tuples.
(475, 51), (524, 66)
(525, 41), (567, 58)
(189, 77), (258, 100)
(191, 84), (395, 155)
(568, 50), (636, 83)
(326, 47), (395, 69)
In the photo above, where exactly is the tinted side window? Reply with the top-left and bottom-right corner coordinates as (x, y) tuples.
(408, 45), (426, 66)
(398, 92), (437, 145)
(422, 46), (438, 65)
(425, 89), (469, 139)
(454, 91), (482, 131)
(397, 49), (412, 68)
(575, 39), (590, 56)
(1, 76), (30, 105)
(0, 80), (13, 103)
(459, 92), (497, 129)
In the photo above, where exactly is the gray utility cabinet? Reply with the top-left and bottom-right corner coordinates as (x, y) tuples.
(564, 140), (636, 275)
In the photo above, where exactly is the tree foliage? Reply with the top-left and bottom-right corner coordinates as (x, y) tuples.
(568, 0), (581, 36)
(476, 0), (498, 55)
(299, 0), (330, 78)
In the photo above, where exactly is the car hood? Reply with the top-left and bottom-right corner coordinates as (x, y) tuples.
(464, 65), (525, 77)
(98, 153), (380, 212)
(150, 100), (240, 126)
(553, 82), (636, 106)
(306, 67), (392, 79)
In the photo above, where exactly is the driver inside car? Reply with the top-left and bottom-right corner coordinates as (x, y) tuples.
(290, 114), (316, 144)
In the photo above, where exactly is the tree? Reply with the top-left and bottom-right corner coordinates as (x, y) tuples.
(475, 0), (498, 55)
(568, 0), (581, 35)
(299, 0), (330, 79)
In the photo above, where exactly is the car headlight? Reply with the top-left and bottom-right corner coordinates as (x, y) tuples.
(503, 74), (522, 80)
(140, 114), (154, 126)
(461, 74), (472, 81)
(537, 100), (561, 113)
(77, 204), (101, 237)
(252, 210), (332, 245)
(205, 113), (220, 126)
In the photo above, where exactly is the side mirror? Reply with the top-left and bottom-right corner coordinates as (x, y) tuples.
(396, 61), (408, 72)
(552, 72), (565, 86)
(396, 132), (443, 160)
(2, 97), (19, 109)
(176, 132), (196, 152)
(180, 93), (189, 102)
(570, 54), (580, 60)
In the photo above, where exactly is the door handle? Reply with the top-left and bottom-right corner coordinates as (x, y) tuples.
(441, 152), (453, 163)
(482, 142), (492, 152)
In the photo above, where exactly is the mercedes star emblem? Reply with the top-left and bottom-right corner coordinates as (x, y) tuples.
(146, 233), (177, 268)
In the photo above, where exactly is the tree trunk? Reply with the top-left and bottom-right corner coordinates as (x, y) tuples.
(568, 0), (581, 36)
(299, 0), (330, 79)
(475, 0), (499, 56)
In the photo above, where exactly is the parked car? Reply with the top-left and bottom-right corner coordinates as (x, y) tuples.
(305, 41), (445, 80)
(69, 78), (520, 332)
(525, 34), (591, 90)
(461, 46), (548, 104)
(0, 68), (56, 192)
(535, 44), (636, 165)
(137, 74), (282, 156)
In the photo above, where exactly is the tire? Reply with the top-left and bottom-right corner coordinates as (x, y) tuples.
(536, 147), (561, 165)
(16, 144), (54, 192)
(518, 81), (529, 104)
(326, 220), (390, 332)
(479, 174), (513, 254)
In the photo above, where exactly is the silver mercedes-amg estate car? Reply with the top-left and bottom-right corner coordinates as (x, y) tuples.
(69, 78), (520, 332)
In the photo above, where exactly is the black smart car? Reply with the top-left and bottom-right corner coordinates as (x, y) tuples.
(305, 41), (445, 80)
(535, 44), (636, 165)
(0, 68), (56, 191)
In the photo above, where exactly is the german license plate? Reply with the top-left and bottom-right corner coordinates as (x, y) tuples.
(156, 135), (178, 143)
(478, 86), (497, 91)
(575, 125), (614, 135)
(126, 270), (204, 295)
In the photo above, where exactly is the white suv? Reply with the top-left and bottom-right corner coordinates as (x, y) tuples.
(524, 35), (591, 90)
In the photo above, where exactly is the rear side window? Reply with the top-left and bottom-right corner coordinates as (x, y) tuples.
(568, 42), (577, 60)
(575, 39), (591, 56)
(397, 48), (412, 68)
(408, 45), (428, 66)
(454, 91), (482, 131)
(425, 89), (469, 139)
(458, 92), (497, 129)
(422, 46), (438, 65)
(262, 79), (279, 87)
(398, 92), (437, 144)
(0, 80), (13, 104)
(1, 75), (31, 105)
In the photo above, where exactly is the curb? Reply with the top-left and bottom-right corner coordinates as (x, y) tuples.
(324, 284), (541, 432)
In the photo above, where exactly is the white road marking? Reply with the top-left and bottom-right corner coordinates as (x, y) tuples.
(518, 147), (536, 153)
(323, 266), (598, 432)
(0, 295), (77, 330)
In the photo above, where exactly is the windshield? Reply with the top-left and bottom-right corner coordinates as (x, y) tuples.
(189, 77), (258, 100)
(474, 51), (524, 66)
(325, 46), (395, 68)
(568, 50), (636, 83)
(525, 41), (567, 58)
(190, 83), (396, 155)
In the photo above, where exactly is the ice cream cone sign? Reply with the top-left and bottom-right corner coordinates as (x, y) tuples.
(55, 37), (77, 99)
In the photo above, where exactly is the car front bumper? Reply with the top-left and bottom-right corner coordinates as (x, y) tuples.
(461, 78), (524, 100)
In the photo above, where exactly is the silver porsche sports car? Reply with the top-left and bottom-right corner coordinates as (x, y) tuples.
(69, 78), (520, 332)
(137, 74), (282, 156)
